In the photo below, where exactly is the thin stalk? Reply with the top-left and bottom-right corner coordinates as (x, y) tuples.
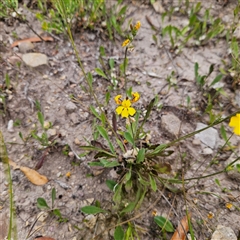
(123, 46), (128, 91)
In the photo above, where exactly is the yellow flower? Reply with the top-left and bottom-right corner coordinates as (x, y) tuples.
(131, 92), (140, 103)
(229, 113), (240, 135)
(66, 172), (71, 178)
(116, 99), (136, 118)
(134, 21), (141, 30)
(226, 202), (233, 209)
(114, 95), (122, 105)
(122, 39), (130, 47)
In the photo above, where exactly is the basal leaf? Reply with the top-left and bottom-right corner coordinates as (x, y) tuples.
(149, 175), (157, 192)
(37, 198), (50, 209)
(154, 216), (174, 232)
(81, 206), (107, 214)
(114, 226), (124, 240)
(95, 68), (108, 79)
(106, 180), (117, 191)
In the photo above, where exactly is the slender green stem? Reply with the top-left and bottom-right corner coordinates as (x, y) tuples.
(123, 47), (128, 92)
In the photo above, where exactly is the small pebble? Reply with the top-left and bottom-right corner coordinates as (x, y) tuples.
(7, 120), (14, 132)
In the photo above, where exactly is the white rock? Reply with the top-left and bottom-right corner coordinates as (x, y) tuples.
(18, 41), (34, 53)
(161, 114), (181, 137)
(7, 120), (14, 132)
(202, 147), (213, 155)
(22, 53), (48, 67)
(211, 225), (237, 240)
(65, 101), (77, 113)
(47, 128), (57, 136)
(225, 153), (240, 181)
(195, 123), (219, 149)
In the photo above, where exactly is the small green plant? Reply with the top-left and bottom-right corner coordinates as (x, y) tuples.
(35, 0), (126, 39)
(36, 188), (68, 223)
(161, 2), (225, 51)
(0, 0), (18, 19)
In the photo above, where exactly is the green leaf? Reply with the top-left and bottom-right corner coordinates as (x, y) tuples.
(215, 178), (221, 187)
(106, 180), (117, 191)
(53, 208), (62, 218)
(136, 148), (145, 163)
(109, 58), (114, 69)
(113, 183), (122, 204)
(120, 202), (135, 215)
(236, 164), (240, 173)
(87, 72), (93, 91)
(208, 64), (214, 76)
(154, 216), (174, 232)
(90, 105), (101, 120)
(100, 159), (120, 168)
(210, 74), (223, 87)
(81, 206), (107, 214)
(51, 188), (56, 208)
(125, 166), (132, 181)
(194, 62), (199, 78)
(37, 111), (44, 128)
(123, 132), (134, 145)
(95, 68), (108, 79)
(88, 161), (104, 167)
(37, 198), (50, 209)
(114, 226), (124, 240)
(97, 126), (115, 153)
(220, 124), (228, 142)
(149, 175), (157, 192)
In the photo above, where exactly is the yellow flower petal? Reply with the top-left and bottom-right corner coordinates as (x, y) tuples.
(121, 108), (129, 118)
(134, 21), (141, 30)
(122, 99), (132, 108)
(128, 107), (136, 116)
(229, 114), (240, 135)
(131, 92), (140, 103)
(115, 95), (122, 105)
(122, 39), (130, 47)
(116, 106), (124, 115)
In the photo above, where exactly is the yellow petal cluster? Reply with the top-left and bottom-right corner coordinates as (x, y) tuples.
(134, 21), (141, 31)
(114, 92), (140, 118)
(229, 113), (240, 135)
(122, 39), (130, 47)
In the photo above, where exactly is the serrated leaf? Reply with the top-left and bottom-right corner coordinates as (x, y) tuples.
(95, 68), (108, 79)
(37, 198), (50, 209)
(154, 216), (174, 232)
(106, 180), (117, 191)
(114, 226), (124, 240)
(81, 206), (107, 214)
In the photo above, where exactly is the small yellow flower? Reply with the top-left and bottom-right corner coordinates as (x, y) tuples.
(134, 21), (141, 31)
(122, 39), (130, 47)
(226, 202), (233, 209)
(131, 92), (140, 103)
(229, 113), (240, 135)
(66, 172), (71, 178)
(116, 99), (136, 118)
(114, 95), (122, 105)
(207, 212), (214, 219)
